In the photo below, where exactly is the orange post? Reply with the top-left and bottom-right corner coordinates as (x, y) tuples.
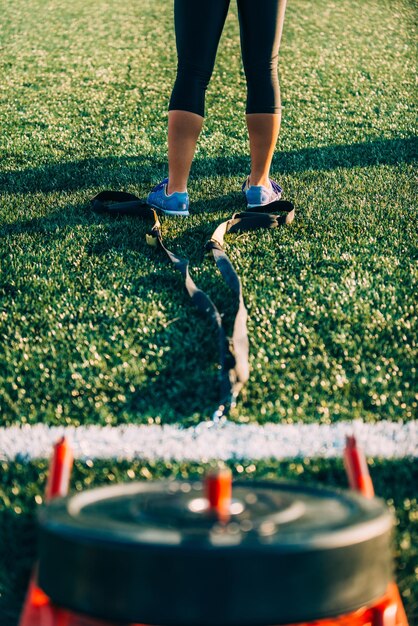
(285, 582), (409, 625)
(343, 435), (375, 499)
(371, 582), (409, 626)
(19, 438), (74, 626)
(45, 437), (74, 501)
(343, 436), (409, 626)
(205, 467), (232, 521)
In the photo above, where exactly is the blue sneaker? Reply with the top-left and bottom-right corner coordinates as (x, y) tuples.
(147, 178), (189, 216)
(242, 177), (282, 208)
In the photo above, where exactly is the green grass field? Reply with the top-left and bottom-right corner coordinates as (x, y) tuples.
(0, 0), (417, 623)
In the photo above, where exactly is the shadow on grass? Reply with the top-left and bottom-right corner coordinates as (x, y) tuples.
(0, 137), (416, 195)
(0, 192), (240, 236)
(1, 134), (415, 423)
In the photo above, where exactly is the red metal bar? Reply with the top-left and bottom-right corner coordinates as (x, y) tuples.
(205, 467), (232, 521)
(45, 437), (74, 501)
(286, 583), (408, 625)
(18, 582), (409, 626)
(343, 436), (409, 625)
(371, 583), (409, 626)
(343, 434), (375, 498)
(19, 438), (74, 626)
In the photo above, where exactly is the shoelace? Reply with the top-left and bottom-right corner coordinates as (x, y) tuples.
(242, 178), (282, 195)
(151, 178), (169, 193)
(270, 179), (283, 195)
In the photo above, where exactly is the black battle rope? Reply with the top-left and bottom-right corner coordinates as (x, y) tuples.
(91, 191), (295, 421)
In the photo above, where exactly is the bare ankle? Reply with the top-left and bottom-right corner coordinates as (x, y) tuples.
(167, 182), (187, 195)
(249, 175), (270, 188)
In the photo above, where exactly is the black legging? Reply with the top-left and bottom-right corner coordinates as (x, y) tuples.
(169, 0), (287, 117)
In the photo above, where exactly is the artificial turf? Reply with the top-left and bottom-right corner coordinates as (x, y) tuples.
(0, 0), (416, 425)
(0, 0), (417, 623)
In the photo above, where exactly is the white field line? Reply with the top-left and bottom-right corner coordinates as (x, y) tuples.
(0, 420), (417, 462)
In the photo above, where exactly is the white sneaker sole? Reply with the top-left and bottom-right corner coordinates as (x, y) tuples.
(247, 194), (282, 209)
(147, 202), (189, 217)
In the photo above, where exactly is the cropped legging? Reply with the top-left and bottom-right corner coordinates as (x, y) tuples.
(169, 0), (287, 117)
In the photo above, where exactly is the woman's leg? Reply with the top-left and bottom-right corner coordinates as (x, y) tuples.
(167, 111), (204, 193)
(238, 0), (287, 187)
(168, 0), (230, 193)
(245, 113), (281, 187)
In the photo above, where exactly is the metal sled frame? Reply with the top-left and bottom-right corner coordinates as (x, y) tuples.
(19, 436), (409, 626)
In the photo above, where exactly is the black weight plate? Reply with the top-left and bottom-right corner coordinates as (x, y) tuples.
(38, 480), (393, 626)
